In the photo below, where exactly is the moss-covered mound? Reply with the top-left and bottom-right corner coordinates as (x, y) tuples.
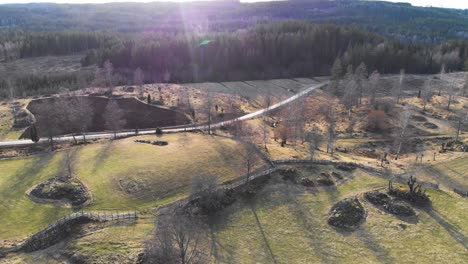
(386, 199), (415, 216)
(365, 190), (416, 216)
(328, 198), (365, 229)
(29, 177), (90, 207)
(364, 191), (389, 206)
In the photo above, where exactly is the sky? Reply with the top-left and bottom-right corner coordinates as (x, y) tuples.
(0, 0), (466, 10)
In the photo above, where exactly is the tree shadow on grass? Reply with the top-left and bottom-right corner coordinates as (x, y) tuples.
(207, 222), (236, 264)
(422, 166), (467, 190)
(425, 208), (468, 250)
(1, 152), (56, 205)
(354, 228), (396, 264)
(279, 183), (337, 263)
(248, 203), (279, 264)
(91, 141), (114, 174)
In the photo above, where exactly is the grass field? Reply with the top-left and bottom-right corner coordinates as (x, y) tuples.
(209, 166), (468, 264)
(0, 133), (266, 242)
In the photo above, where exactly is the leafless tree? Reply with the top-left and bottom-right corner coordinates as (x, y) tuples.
(462, 72), (468, 97)
(146, 204), (206, 264)
(134, 68), (144, 98)
(71, 96), (94, 143)
(342, 78), (358, 118)
(306, 129), (323, 160)
(261, 93), (272, 149)
(355, 62), (368, 105)
(242, 142), (258, 185)
(421, 79), (434, 111)
(394, 107), (411, 160)
(438, 64), (446, 96)
(368, 70), (380, 105)
(393, 69), (405, 104)
(202, 90), (214, 134)
(34, 100), (65, 150)
(446, 78), (456, 110)
(103, 60), (114, 94)
(191, 175), (218, 198)
(455, 110), (467, 142)
(103, 99), (126, 139)
(326, 120), (336, 155)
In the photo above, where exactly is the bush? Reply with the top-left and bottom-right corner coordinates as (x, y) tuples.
(155, 127), (163, 135)
(279, 167), (298, 182)
(366, 110), (392, 132)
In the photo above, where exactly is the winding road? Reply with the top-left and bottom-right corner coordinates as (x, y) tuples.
(0, 81), (329, 148)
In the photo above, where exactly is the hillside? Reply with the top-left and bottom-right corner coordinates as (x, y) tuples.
(0, 1), (467, 42)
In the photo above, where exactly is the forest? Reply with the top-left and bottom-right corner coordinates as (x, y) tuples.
(1, 21), (468, 97)
(0, 0), (467, 42)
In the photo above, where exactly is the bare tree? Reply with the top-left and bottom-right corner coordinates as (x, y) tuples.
(368, 70), (381, 105)
(455, 110), (467, 142)
(133, 68), (144, 98)
(306, 129), (323, 160)
(71, 96), (94, 143)
(446, 78), (456, 110)
(394, 107), (411, 160)
(261, 93), (272, 149)
(393, 69), (405, 104)
(202, 90), (214, 134)
(462, 72), (468, 97)
(342, 78), (358, 118)
(421, 79), (434, 111)
(146, 204), (206, 264)
(34, 100), (65, 150)
(103, 99), (126, 139)
(355, 62), (368, 105)
(103, 60), (114, 94)
(274, 124), (290, 147)
(438, 64), (446, 96)
(242, 142), (258, 185)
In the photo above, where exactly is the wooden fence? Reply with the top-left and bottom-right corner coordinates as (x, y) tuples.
(1, 210), (138, 253)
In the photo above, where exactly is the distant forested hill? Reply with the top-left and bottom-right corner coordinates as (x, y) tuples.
(0, 0), (467, 43)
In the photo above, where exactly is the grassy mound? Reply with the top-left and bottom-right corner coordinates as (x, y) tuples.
(29, 177), (90, 207)
(327, 198), (365, 229)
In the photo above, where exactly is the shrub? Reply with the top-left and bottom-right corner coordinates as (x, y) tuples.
(366, 110), (392, 132)
(279, 167), (298, 182)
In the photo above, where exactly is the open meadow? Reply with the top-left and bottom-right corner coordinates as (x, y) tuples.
(0, 133), (266, 243)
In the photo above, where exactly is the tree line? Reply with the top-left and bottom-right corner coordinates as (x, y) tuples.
(83, 21), (468, 84)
